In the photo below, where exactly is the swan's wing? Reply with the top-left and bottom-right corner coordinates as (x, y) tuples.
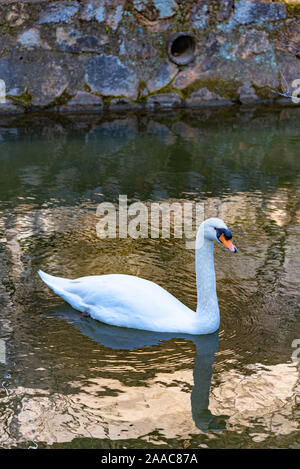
(38, 270), (196, 332)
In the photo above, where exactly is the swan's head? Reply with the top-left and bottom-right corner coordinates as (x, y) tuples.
(202, 217), (237, 252)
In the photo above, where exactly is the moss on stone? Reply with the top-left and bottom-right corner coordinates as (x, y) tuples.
(137, 80), (148, 102)
(46, 90), (73, 109)
(9, 89), (32, 108)
(101, 95), (112, 107)
(83, 82), (92, 93)
(286, 5), (300, 16)
(176, 77), (241, 101)
(0, 47), (10, 58)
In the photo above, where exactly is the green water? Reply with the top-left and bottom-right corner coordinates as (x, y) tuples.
(0, 106), (299, 449)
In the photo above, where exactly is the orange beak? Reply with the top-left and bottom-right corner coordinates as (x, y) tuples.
(219, 233), (237, 252)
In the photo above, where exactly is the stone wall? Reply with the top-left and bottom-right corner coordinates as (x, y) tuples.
(0, 0), (300, 113)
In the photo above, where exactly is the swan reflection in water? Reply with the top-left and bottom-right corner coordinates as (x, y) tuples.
(52, 308), (229, 433)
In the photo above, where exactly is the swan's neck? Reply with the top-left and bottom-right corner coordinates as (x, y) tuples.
(195, 236), (219, 319)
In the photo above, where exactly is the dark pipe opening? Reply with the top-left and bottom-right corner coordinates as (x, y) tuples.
(167, 33), (198, 66)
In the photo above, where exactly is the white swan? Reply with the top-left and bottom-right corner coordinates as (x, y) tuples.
(38, 217), (237, 335)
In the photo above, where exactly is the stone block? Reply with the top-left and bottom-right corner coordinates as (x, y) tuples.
(146, 92), (182, 108)
(233, 1), (286, 25)
(147, 61), (178, 93)
(38, 2), (79, 24)
(85, 54), (139, 99)
(60, 91), (104, 112)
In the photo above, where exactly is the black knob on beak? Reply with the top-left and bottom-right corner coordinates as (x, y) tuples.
(216, 228), (232, 240)
(223, 229), (232, 240)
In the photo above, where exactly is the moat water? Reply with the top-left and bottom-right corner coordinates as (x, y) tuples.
(0, 105), (299, 448)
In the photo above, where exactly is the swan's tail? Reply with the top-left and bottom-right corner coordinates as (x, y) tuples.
(38, 269), (87, 313)
(38, 270), (71, 296)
